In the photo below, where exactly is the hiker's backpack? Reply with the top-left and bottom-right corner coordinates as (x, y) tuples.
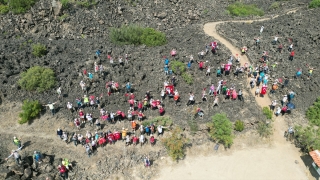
(34, 152), (41, 162)
(126, 83), (131, 90)
(217, 69), (221, 75)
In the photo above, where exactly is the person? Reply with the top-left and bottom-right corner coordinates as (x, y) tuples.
(206, 66), (211, 76)
(164, 57), (170, 66)
(95, 119), (101, 130)
(140, 134), (145, 146)
(281, 95), (288, 106)
(131, 120), (137, 132)
(132, 135), (139, 146)
(198, 50), (205, 59)
(170, 48), (177, 57)
(126, 82), (132, 93)
(150, 135), (155, 146)
(58, 164), (68, 179)
(260, 26), (264, 34)
(62, 131), (68, 144)
(164, 65), (169, 75)
(33, 151), (42, 168)
(288, 91), (295, 102)
(157, 125), (163, 136)
(186, 92), (195, 106)
(62, 158), (72, 170)
(278, 44), (283, 53)
(289, 50), (295, 61)
(6, 150), (22, 165)
(80, 81), (86, 91)
(57, 128), (63, 139)
(160, 89), (165, 101)
(272, 35), (281, 45)
(254, 37), (260, 46)
(255, 87), (260, 97)
(57, 87), (62, 98)
(66, 102), (73, 113)
(288, 43), (293, 52)
(13, 136), (22, 148)
(137, 111), (144, 121)
(197, 108), (204, 118)
(72, 134), (78, 146)
(275, 106), (281, 116)
(74, 118), (81, 130)
(125, 135), (131, 146)
(296, 68), (302, 78)
(144, 156), (150, 167)
(43, 102), (57, 116)
(145, 125), (151, 136)
(238, 89), (243, 101)
(122, 128), (128, 141)
(270, 100), (277, 111)
(86, 113), (93, 126)
(307, 65), (316, 79)
(213, 96), (219, 107)
(85, 144), (92, 158)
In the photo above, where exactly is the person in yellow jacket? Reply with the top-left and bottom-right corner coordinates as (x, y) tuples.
(13, 137), (21, 148)
(122, 128), (128, 141)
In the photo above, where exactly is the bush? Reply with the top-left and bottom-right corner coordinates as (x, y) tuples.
(141, 28), (166, 46)
(18, 66), (56, 92)
(161, 127), (189, 161)
(32, 43), (47, 57)
(269, 2), (280, 10)
(110, 25), (167, 46)
(19, 100), (42, 124)
(256, 121), (273, 138)
(171, 61), (186, 75)
(76, 0), (97, 8)
(295, 125), (320, 152)
(309, 0), (320, 8)
(227, 2), (264, 16)
(60, 0), (69, 8)
(262, 107), (273, 120)
(181, 72), (193, 85)
(306, 97), (320, 126)
(58, 14), (69, 21)
(0, 4), (9, 14)
(142, 116), (173, 127)
(234, 120), (244, 132)
(207, 113), (234, 147)
(9, 0), (37, 14)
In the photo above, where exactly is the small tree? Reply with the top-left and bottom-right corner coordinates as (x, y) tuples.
(306, 97), (320, 126)
(32, 43), (47, 57)
(207, 113), (234, 147)
(18, 66), (56, 92)
(295, 125), (320, 152)
(19, 100), (42, 124)
(234, 120), (244, 132)
(262, 107), (273, 120)
(256, 121), (273, 138)
(161, 127), (189, 161)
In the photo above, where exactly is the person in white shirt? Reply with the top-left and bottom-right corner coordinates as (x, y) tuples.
(67, 102), (73, 112)
(186, 92), (195, 106)
(6, 150), (22, 165)
(43, 102), (57, 116)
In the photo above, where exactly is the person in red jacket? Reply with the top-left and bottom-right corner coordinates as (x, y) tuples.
(289, 51), (295, 61)
(58, 165), (68, 179)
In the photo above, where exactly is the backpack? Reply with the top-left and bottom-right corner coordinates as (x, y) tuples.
(217, 69), (221, 75)
(34, 152), (41, 162)
(126, 83), (131, 90)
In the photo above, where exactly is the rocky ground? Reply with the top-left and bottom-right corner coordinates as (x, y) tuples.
(0, 0), (312, 179)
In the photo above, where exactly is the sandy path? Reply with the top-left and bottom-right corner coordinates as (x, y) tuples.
(158, 9), (312, 180)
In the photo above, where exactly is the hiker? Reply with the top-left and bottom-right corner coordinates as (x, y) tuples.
(164, 65), (169, 75)
(132, 135), (138, 146)
(160, 89), (165, 101)
(122, 128), (128, 141)
(213, 96), (219, 107)
(140, 134), (145, 146)
(271, 83), (278, 94)
(157, 125), (163, 136)
(127, 109), (133, 121)
(43, 102), (57, 116)
(296, 68), (302, 78)
(288, 43), (293, 52)
(125, 135), (131, 146)
(270, 100), (277, 111)
(126, 82), (132, 93)
(95, 119), (101, 130)
(88, 72), (93, 81)
(173, 91), (180, 106)
(288, 91), (295, 102)
(275, 106), (281, 116)
(72, 134), (78, 146)
(197, 108), (204, 118)
(58, 164), (68, 179)
(307, 65), (316, 79)
(254, 37), (260, 46)
(144, 156), (151, 167)
(278, 44), (283, 53)
(80, 81), (86, 91)
(158, 105), (165, 115)
(170, 48), (177, 58)
(241, 46), (247, 55)
(289, 50), (295, 61)
(57, 87), (62, 98)
(255, 87), (260, 97)
(238, 89), (243, 101)
(137, 111), (144, 121)
(62, 158), (72, 170)
(79, 109), (85, 123)
(33, 151), (42, 168)
(196, 60), (204, 70)
(74, 118), (81, 130)
(83, 95), (89, 107)
(281, 95), (288, 106)
(131, 120), (137, 132)
(202, 88), (207, 102)
(198, 50), (205, 59)
(13, 136), (22, 148)
(209, 84), (215, 96)
(206, 66), (211, 76)
(272, 35), (281, 45)
(260, 26), (264, 34)
(186, 92), (195, 106)
(5, 150), (22, 165)
(66, 102), (73, 113)
(57, 128), (63, 139)
(85, 144), (92, 158)
(75, 98), (83, 110)
(164, 57), (170, 66)
(150, 135), (155, 146)
(62, 131), (68, 144)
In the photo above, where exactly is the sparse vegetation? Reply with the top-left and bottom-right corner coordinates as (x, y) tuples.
(110, 25), (166, 46)
(256, 121), (273, 138)
(309, 0), (320, 8)
(142, 116), (173, 127)
(234, 120), (245, 132)
(161, 127), (189, 161)
(207, 113), (234, 148)
(18, 66), (56, 92)
(76, 0), (97, 8)
(181, 72), (193, 85)
(269, 2), (280, 10)
(0, 0), (38, 14)
(188, 118), (199, 135)
(227, 2), (264, 16)
(295, 125), (320, 152)
(32, 43), (47, 57)
(262, 107), (273, 120)
(60, 0), (69, 8)
(58, 14), (69, 21)
(19, 100), (42, 124)
(171, 61), (186, 75)
(306, 97), (320, 126)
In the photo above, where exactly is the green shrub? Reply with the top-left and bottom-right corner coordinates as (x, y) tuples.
(32, 43), (47, 57)
(262, 107), (273, 120)
(181, 72), (193, 85)
(76, 0), (97, 8)
(227, 2), (264, 16)
(18, 66), (56, 92)
(0, 4), (9, 14)
(309, 0), (320, 8)
(58, 14), (69, 21)
(140, 28), (167, 46)
(207, 113), (234, 147)
(110, 25), (167, 46)
(142, 116), (173, 127)
(256, 121), (273, 138)
(9, 0), (37, 14)
(269, 2), (280, 10)
(295, 125), (320, 152)
(161, 127), (189, 161)
(60, 0), (69, 8)
(234, 120), (244, 132)
(306, 97), (320, 126)
(171, 61), (186, 75)
(19, 100), (42, 124)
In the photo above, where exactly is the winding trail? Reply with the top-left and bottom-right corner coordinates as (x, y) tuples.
(158, 9), (313, 180)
